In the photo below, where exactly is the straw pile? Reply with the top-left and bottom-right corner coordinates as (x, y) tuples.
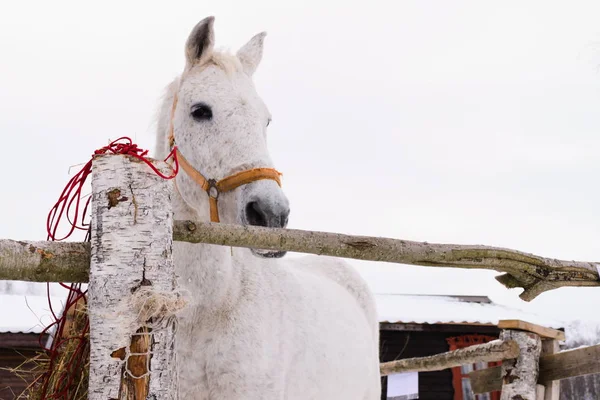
(17, 298), (90, 400)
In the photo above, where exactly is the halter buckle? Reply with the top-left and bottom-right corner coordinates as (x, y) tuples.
(207, 179), (219, 199)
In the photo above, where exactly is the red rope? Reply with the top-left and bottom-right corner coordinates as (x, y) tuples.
(46, 137), (178, 241)
(39, 137), (178, 399)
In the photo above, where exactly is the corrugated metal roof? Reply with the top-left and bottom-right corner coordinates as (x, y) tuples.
(375, 293), (564, 329)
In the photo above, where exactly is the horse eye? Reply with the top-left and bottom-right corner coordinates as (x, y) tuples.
(267, 119), (272, 127)
(191, 103), (213, 121)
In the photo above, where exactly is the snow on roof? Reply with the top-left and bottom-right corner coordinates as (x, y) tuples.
(0, 294), (65, 334)
(0, 281), (67, 334)
(564, 320), (600, 348)
(375, 293), (564, 329)
(0, 282), (567, 333)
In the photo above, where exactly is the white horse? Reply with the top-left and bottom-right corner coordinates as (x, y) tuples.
(154, 16), (381, 399)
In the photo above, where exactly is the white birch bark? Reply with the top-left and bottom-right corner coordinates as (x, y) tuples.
(500, 330), (542, 400)
(88, 154), (177, 400)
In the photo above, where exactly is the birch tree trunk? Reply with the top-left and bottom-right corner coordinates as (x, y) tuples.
(173, 221), (600, 301)
(500, 330), (542, 400)
(88, 154), (179, 400)
(380, 339), (519, 376)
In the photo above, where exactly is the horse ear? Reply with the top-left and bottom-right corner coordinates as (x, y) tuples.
(185, 16), (215, 67)
(236, 32), (266, 76)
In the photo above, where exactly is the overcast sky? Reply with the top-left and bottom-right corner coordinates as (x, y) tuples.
(1, 1), (600, 324)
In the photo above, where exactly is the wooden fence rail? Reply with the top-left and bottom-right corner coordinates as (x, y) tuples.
(1, 222), (599, 301)
(470, 343), (600, 394)
(381, 321), (600, 400)
(380, 339), (519, 376)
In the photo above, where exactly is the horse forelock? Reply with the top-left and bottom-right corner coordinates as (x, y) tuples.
(201, 50), (243, 75)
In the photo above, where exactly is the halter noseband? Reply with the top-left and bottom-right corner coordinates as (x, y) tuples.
(168, 88), (282, 223)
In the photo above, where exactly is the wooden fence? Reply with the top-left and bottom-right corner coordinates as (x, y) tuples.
(379, 319), (600, 399)
(1, 155), (599, 399)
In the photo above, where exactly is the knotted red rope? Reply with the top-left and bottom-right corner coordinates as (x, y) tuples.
(37, 137), (178, 399)
(46, 136), (178, 242)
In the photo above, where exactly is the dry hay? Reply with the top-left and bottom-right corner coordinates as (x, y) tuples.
(10, 297), (90, 400)
(4, 287), (186, 399)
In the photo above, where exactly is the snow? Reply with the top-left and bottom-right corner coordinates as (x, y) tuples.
(0, 280), (66, 297)
(0, 283), (582, 334)
(0, 293), (65, 333)
(375, 293), (565, 329)
(0, 281), (67, 333)
(564, 319), (600, 348)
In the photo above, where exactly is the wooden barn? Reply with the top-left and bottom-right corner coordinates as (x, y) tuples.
(0, 331), (46, 399)
(0, 283), (63, 399)
(375, 294), (564, 400)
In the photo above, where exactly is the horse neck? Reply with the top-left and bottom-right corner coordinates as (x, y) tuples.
(172, 180), (250, 313)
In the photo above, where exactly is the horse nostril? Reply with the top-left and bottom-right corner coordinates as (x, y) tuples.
(245, 201), (290, 228)
(245, 202), (267, 227)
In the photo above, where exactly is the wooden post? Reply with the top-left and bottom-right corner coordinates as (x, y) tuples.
(536, 385), (545, 400)
(541, 339), (560, 400)
(500, 330), (542, 400)
(88, 155), (180, 400)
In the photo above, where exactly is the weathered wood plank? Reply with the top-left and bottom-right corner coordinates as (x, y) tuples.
(380, 322), (500, 334)
(498, 320), (565, 341)
(539, 342), (600, 383)
(536, 384), (545, 400)
(471, 344), (600, 394)
(470, 366), (502, 393)
(380, 339), (519, 376)
(542, 340), (560, 400)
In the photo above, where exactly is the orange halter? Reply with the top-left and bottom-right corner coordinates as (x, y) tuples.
(168, 89), (282, 223)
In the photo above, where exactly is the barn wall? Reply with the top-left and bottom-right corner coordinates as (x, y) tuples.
(0, 333), (45, 399)
(379, 324), (500, 400)
(560, 374), (600, 400)
(559, 325), (600, 400)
